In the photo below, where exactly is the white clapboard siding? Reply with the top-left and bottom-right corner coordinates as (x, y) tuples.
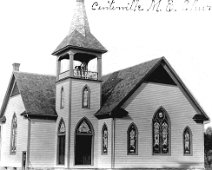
(114, 82), (204, 169)
(97, 118), (112, 168)
(29, 119), (56, 168)
(0, 95), (28, 168)
(69, 79), (101, 168)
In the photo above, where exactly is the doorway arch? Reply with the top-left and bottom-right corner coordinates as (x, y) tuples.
(75, 117), (94, 165)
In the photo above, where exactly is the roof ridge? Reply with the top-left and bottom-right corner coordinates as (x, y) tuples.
(102, 57), (163, 78)
(13, 71), (56, 78)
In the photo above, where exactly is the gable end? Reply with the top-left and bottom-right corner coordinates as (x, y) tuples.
(0, 74), (16, 118)
(96, 57), (209, 123)
(145, 64), (176, 85)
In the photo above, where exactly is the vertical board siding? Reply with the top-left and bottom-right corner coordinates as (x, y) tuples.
(114, 82), (204, 169)
(69, 79), (101, 168)
(0, 95), (28, 168)
(97, 118), (112, 168)
(29, 119), (56, 167)
(56, 80), (70, 168)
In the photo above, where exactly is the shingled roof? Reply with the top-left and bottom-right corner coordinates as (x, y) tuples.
(14, 72), (57, 119)
(0, 57), (209, 123)
(53, 30), (107, 55)
(95, 57), (209, 122)
(52, 0), (107, 55)
(96, 57), (162, 118)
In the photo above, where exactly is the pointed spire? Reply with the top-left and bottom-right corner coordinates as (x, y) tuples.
(69, 0), (90, 36)
(52, 0), (107, 55)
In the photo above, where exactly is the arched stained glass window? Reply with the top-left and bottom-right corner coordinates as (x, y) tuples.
(11, 113), (17, 154)
(82, 85), (90, 108)
(102, 123), (108, 154)
(77, 120), (92, 134)
(183, 127), (192, 155)
(127, 123), (138, 155)
(60, 87), (64, 109)
(57, 119), (66, 165)
(152, 107), (170, 154)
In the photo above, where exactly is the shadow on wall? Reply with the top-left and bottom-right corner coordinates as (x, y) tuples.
(0, 162), (205, 170)
(161, 161), (203, 170)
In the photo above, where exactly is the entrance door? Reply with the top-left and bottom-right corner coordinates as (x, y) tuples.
(75, 118), (94, 165)
(75, 135), (92, 165)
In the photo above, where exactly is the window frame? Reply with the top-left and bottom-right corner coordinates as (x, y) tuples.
(127, 122), (138, 155)
(183, 126), (192, 156)
(10, 113), (17, 155)
(60, 87), (64, 109)
(102, 123), (108, 155)
(57, 118), (66, 165)
(152, 107), (171, 155)
(82, 85), (90, 109)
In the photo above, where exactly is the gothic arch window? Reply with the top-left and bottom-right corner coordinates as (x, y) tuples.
(127, 123), (138, 155)
(10, 113), (17, 154)
(75, 117), (94, 165)
(82, 85), (90, 108)
(183, 126), (192, 155)
(57, 119), (66, 165)
(152, 107), (170, 155)
(102, 123), (108, 154)
(60, 87), (64, 109)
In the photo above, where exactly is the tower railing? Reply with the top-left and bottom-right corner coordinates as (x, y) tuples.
(73, 69), (98, 80)
(58, 69), (98, 80)
(59, 70), (70, 80)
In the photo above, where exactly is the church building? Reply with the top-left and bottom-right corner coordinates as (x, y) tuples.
(0, 0), (209, 169)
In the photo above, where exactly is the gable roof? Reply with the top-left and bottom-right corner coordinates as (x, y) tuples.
(0, 57), (209, 123)
(96, 57), (209, 123)
(96, 57), (162, 118)
(0, 72), (57, 120)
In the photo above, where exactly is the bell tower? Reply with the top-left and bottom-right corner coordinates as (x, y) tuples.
(52, 0), (107, 81)
(52, 0), (107, 167)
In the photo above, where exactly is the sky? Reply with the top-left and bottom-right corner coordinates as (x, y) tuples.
(0, 0), (211, 128)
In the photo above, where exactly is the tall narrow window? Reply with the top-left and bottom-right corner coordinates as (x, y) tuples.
(82, 86), (90, 108)
(152, 107), (170, 154)
(102, 123), (108, 154)
(57, 119), (66, 165)
(11, 113), (17, 154)
(127, 123), (138, 155)
(183, 127), (192, 155)
(60, 87), (64, 109)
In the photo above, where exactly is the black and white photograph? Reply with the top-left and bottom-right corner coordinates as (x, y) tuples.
(0, 0), (212, 169)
